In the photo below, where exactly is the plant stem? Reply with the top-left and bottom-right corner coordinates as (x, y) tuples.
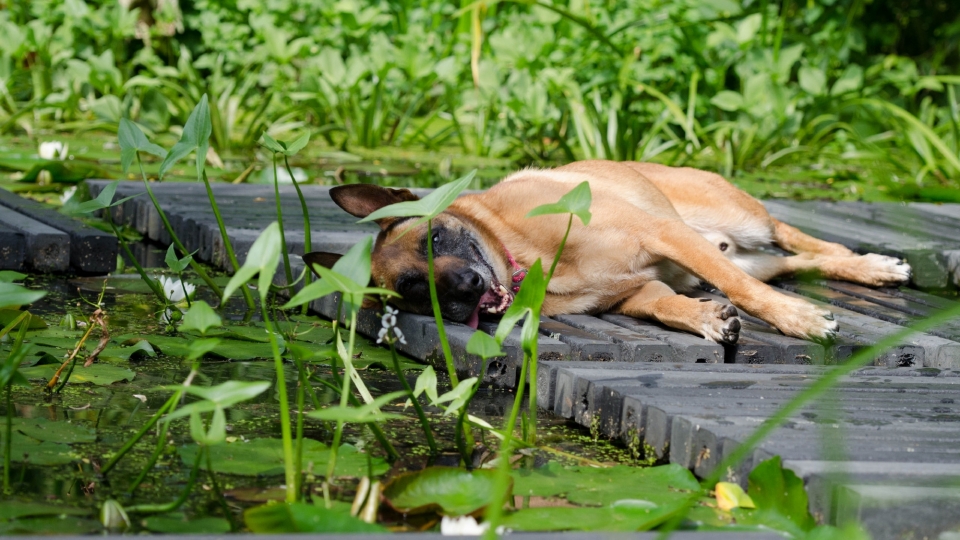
(126, 446), (203, 514)
(102, 392), (179, 475)
(321, 365), (399, 462)
(262, 309), (296, 503)
(325, 309), (359, 507)
(272, 153), (294, 287)
(295, 359), (305, 499)
(3, 384), (12, 494)
(111, 222), (165, 304)
(136, 154), (222, 299)
(284, 154), (313, 316)
(206, 448), (237, 531)
(426, 220), (458, 386)
(201, 170), (257, 310)
(388, 343), (437, 455)
(127, 419), (170, 494)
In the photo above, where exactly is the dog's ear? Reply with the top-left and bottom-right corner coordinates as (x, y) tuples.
(361, 296), (380, 310)
(329, 184), (419, 228)
(302, 252), (342, 278)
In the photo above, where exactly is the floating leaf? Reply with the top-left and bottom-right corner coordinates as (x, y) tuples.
(0, 501), (90, 521)
(500, 503), (673, 532)
(0, 416), (95, 444)
(178, 439), (388, 478)
(18, 364), (135, 385)
(0, 434), (74, 465)
(382, 467), (502, 516)
(0, 517), (102, 535)
(715, 481), (755, 511)
(512, 463), (700, 507)
(244, 502), (384, 533)
(745, 456), (815, 532)
(142, 514), (231, 534)
(526, 181), (592, 225)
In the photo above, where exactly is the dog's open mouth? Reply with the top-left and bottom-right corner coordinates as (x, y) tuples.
(466, 277), (514, 329)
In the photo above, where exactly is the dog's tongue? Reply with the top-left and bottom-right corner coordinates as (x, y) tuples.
(467, 289), (503, 329)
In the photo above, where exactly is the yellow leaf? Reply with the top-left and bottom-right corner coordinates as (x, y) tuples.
(715, 482), (756, 511)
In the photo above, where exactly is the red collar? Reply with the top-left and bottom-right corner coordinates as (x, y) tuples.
(502, 243), (527, 293)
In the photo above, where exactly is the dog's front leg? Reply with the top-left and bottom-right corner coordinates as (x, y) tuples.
(639, 217), (839, 341)
(618, 280), (741, 344)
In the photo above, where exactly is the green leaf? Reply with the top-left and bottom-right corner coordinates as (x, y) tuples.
(163, 380), (271, 423)
(118, 118), (167, 173)
(223, 222), (282, 303)
(185, 337), (222, 361)
(331, 236), (373, 292)
(66, 180), (142, 215)
(0, 517), (102, 535)
(18, 363), (135, 385)
(179, 438), (388, 477)
(164, 244), (195, 273)
(798, 66), (827, 96)
(434, 377), (478, 415)
(284, 132), (310, 155)
(97, 340), (156, 361)
(830, 64), (863, 95)
(715, 481), (755, 511)
(0, 433), (74, 465)
(190, 407), (227, 445)
(159, 94), (212, 180)
(746, 456), (815, 531)
(244, 502), (385, 533)
(19, 160), (109, 184)
(0, 282), (46, 309)
(142, 514), (231, 534)
(0, 416), (96, 443)
(307, 390), (406, 423)
(710, 90), (744, 112)
(179, 300), (221, 336)
(412, 365), (439, 403)
(526, 181), (592, 225)
(494, 259), (546, 345)
(512, 463), (700, 507)
(0, 271), (27, 283)
(359, 169), (476, 228)
(382, 467), (502, 516)
(0, 308), (46, 328)
(0, 501), (90, 521)
(501, 503), (674, 531)
(259, 133), (286, 153)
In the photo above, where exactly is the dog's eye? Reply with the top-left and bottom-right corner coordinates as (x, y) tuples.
(432, 232), (440, 245)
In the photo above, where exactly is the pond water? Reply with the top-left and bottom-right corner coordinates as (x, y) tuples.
(2, 246), (651, 534)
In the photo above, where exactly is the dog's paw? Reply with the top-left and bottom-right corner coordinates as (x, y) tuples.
(700, 303), (741, 345)
(768, 295), (839, 342)
(853, 253), (911, 286)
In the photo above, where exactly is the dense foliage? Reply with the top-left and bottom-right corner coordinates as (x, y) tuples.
(2, 0), (960, 198)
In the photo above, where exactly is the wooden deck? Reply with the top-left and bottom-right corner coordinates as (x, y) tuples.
(83, 179), (960, 539)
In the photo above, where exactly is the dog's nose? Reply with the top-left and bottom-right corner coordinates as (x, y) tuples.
(453, 268), (485, 297)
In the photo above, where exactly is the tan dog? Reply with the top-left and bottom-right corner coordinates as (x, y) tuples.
(314, 160), (911, 344)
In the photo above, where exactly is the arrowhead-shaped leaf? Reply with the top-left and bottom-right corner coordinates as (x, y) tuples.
(159, 94), (212, 180)
(359, 170), (476, 235)
(118, 118), (167, 173)
(526, 181), (592, 225)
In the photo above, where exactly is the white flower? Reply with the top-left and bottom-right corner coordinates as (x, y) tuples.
(157, 275), (196, 304)
(39, 141), (68, 160)
(440, 516), (508, 536)
(60, 186), (77, 205)
(376, 306), (406, 345)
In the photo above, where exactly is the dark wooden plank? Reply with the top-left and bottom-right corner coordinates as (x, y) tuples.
(538, 316), (621, 361)
(0, 222), (26, 270)
(599, 313), (724, 363)
(553, 314), (678, 362)
(0, 206), (69, 272)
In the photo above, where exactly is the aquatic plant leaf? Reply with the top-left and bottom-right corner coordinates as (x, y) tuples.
(122, 334), (276, 360)
(164, 244), (195, 273)
(159, 94), (212, 180)
(512, 463), (700, 507)
(185, 338), (221, 361)
(142, 514), (231, 534)
(382, 467), (502, 516)
(19, 160), (109, 184)
(99, 340), (156, 361)
(435, 377), (478, 415)
(804, 524), (872, 540)
(715, 481), (755, 511)
(0, 282), (46, 309)
(179, 300), (221, 335)
(0, 310), (45, 330)
(259, 133), (285, 153)
(500, 503), (673, 531)
(163, 381), (271, 423)
(118, 118), (167, 173)
(223, 222), (281, 304)
(307, 390), (406, 423)
(0, 517), (102, 535)
(179, 438), (388, 478)
(260, 132), (310, 156)
(466, 331), (505, 359)
(745, 456), (815, 532)
(412, 365), (439, 403)
(65, 180), (142, 215)
(494, 259), (546, 345)
(0, 416), (95, 443)
(525, 181), (592, 225)
(244, 502), (385, 533)
(0, 434), (73, 465)
(0, 501), (90, 520)
(0, 271), (27, 283)
(189, 407), (227, 445)
(18, 364), (135, 385)
(359, 169), (476, 230)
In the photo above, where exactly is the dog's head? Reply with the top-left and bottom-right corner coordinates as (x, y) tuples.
(304, 184), (515, 328)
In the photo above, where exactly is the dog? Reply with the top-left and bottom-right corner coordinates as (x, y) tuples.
(307, 160), (911, 344)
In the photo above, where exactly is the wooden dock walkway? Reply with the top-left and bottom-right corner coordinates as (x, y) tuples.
(83, 179), (960, 539)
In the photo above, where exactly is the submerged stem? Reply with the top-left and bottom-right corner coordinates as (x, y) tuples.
(389, 342), (437, 455)
(263, 309), (296, 503)
(325, 308), (359, 507)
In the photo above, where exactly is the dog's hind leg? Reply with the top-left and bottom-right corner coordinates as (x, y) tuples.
(732, 251), (911, 287)
(771, 219), (855, 256)
(617, 281), (741, 344)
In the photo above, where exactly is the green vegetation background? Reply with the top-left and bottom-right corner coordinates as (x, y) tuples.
(2, 0), (960, 201)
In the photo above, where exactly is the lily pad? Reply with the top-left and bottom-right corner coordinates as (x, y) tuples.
(19, 364), (136, 385)
(501, 502), (675, 532)
(0, 501), (91, 521)
(126, 334), (276, 360)
(0, 516), (102, 534)
(98, 340), (157, 361)
(244, 502), (384, 533)
(512, 463), (700, 507)
(0, 434), (74, 465)
(0, 417), (96, 443)
(382, 466), (501, 516)
(178, 438), (387, 478)
(141, 514), (231, 534)
(0, 309), (47, 329)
